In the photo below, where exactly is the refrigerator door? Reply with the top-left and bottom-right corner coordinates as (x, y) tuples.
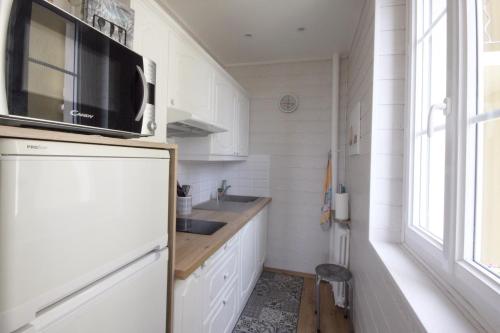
(0, 139), (169, 333)
(19, 249), (168, 333)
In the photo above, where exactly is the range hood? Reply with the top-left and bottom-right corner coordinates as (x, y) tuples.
(167, 108), (227, 137)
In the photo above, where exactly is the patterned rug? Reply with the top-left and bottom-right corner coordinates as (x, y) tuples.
(233, 271), (304, 333)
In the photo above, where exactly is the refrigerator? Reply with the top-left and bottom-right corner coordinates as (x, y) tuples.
(0, 138), (169, 333)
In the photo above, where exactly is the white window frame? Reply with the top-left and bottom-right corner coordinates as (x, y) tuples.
(404, 0), (500, 330)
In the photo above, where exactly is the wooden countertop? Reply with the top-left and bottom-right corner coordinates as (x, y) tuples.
(0, 125), (177, 150)
(175, 197), (272, 279)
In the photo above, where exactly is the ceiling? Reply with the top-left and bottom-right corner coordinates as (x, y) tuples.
(159, 0), (365, 66)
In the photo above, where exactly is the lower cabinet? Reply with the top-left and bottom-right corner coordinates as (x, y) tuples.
(174, 207), (269, 333)
(239, 220), (257, 307)
(255, 207), (268, 269)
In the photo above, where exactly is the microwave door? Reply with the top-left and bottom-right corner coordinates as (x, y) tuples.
(75, 20), (144, 133)
(5, 0), (79, 122)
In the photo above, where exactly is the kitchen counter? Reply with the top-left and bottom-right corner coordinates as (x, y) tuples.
(175, 197), (272, 279)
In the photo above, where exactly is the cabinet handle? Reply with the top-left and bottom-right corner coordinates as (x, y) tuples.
(171, 99), (175, 106)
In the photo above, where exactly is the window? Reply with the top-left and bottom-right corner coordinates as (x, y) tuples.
(411, 0), (448, 242)
(406, 0), (500, 329)
(472, 0), (500, 278)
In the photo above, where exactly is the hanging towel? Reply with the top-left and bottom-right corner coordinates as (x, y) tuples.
(320, 151), (333, 224)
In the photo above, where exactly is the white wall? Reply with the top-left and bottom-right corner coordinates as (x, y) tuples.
(370, 0), (407, 242)
(228, 60), (333, 274)
(341, 0), (425, 332)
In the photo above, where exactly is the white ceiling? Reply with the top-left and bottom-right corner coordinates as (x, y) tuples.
(160, 0), (365, 66)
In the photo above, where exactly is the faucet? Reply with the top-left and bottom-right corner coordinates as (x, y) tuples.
(217, 180), (231, 203)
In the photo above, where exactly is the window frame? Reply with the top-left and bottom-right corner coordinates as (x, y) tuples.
(404, 0), (500, 330)
(405, 0), (450, 275)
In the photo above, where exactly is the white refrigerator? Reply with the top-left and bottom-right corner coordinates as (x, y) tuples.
(0, 138), (169, 333)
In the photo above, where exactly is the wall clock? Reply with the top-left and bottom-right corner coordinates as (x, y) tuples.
(279, 94), (299, 113)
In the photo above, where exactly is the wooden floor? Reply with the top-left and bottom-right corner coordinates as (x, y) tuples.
(297, 277), (350, 333)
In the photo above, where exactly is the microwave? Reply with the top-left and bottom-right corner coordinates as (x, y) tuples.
(0, 0), (157, 138)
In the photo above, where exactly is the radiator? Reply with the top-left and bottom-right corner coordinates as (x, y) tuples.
(331, 223), (350, 307)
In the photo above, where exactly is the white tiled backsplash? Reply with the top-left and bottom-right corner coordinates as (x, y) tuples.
(177, 155), (270, 206)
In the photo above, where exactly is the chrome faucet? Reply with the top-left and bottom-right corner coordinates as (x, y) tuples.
(217, 180), (231, 203)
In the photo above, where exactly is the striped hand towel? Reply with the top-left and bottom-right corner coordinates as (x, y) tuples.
(320, 152), (332, 224)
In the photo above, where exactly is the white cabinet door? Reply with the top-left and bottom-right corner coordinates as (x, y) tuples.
(168, 33), (213, 121)
(131, 0), (170, 143)
(237, 93), (250, 157)
(255, 207), (269, 268)
(211, 72), (236, 156)
(239, 220), (257, 305)
(174, 268), (204, 333)
(203, 279), (239, 333)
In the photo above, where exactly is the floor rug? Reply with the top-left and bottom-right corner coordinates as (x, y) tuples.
(233, 271), (304, 333)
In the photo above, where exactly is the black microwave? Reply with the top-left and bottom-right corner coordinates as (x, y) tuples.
(0, 0), (157, 138)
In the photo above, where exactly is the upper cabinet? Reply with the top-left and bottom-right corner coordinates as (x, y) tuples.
(168, 33), (214, 122)
(172, 67), (250, 161)
(211, 72), (236, 156)
(236, 94), (250, 157)
(131, 0), (249, 158)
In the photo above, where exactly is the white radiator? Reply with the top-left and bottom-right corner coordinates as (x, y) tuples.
(331, 223), (350, 307)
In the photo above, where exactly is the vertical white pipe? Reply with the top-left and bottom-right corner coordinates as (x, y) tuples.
(329, 53), (340, 263)
(331, 53), (340, 199)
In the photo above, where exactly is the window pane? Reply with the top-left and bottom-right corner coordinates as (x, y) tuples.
(412, 0), (447, 241)
(474, 0), (500, 277)
(432, 0), (446, 23)
(475, 120), (500, 277)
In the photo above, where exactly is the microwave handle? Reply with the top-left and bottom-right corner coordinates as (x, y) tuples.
(135, 65), (149, 122)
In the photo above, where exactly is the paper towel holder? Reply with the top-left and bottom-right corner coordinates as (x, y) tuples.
(331, 210), (351, 228)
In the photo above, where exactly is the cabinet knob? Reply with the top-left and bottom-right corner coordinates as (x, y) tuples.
(171, 99), (175, 106)
(224, 274), (228, 280)
(222, 300), (227, 306)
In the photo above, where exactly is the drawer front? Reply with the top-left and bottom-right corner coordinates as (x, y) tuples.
(205, 248), (239, 310)
(203, 279), (238, 333)
(203, 233), (239, 269)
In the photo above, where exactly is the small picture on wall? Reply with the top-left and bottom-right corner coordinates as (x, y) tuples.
(83, 0), (135, 47)
(348, 102), (361, 155)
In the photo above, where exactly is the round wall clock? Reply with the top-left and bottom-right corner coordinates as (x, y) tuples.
(279, 94), (299, 113)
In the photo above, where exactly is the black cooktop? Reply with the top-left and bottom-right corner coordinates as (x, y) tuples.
(176, 218), (227, 235)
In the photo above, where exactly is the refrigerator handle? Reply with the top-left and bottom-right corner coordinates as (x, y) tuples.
(28, 250), (164, 331)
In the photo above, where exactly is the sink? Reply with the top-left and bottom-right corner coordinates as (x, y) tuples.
(194, 200), (250, 212)
(194, 195), (260, 212)
(176, 218), (227, 235)
(222, 195), (259, 203)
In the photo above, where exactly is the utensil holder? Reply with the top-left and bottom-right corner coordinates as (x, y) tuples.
(177, 196), (192, 216)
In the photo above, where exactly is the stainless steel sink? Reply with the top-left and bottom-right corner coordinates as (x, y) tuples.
(176, 218), (227, 235)
(193, 200), (250, 212)
(222, 195), (259, 203)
